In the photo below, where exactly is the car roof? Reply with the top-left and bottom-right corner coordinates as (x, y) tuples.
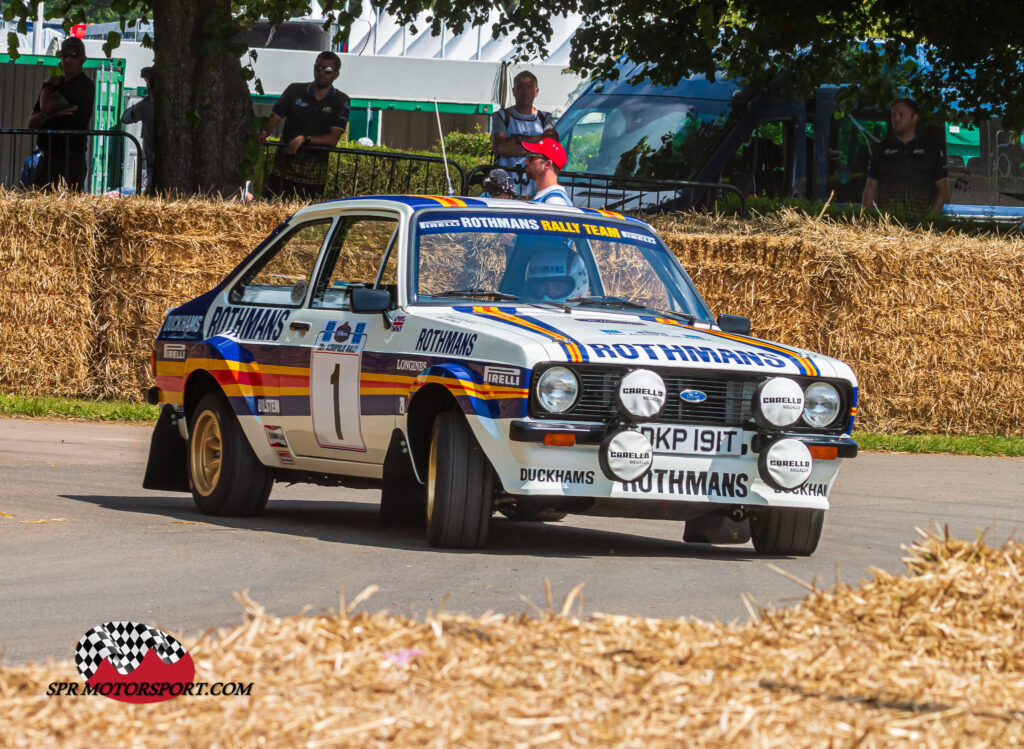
(294, 195), (654, 228)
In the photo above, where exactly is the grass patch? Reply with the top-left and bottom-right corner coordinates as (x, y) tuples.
(0, 393), (159, 423)
(1, 394), (1021, 456)
(854, 431), (1024, 457)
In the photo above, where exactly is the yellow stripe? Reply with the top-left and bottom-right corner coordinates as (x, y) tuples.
(472, 306), (572, 342)
(184, 358), (310, 377)
(411, 374), (526, 400)
(647, 317), (818, 376)
(156, 361), (185, 377)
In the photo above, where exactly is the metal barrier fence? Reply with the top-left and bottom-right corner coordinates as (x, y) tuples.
(0, 128), (143, 194)
(260, 142), (466, 199)
(462, 164), (748, 216)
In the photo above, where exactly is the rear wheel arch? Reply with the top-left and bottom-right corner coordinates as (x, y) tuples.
(183, 369), (223, 420)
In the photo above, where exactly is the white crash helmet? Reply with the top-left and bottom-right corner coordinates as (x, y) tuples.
(524, 247), (590, 301)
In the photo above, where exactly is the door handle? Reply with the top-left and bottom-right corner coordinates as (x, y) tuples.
(289, 321), (311, 333)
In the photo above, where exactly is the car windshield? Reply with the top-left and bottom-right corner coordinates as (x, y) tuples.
(556, 94), (741, 180)
(413, 211), (713, 321)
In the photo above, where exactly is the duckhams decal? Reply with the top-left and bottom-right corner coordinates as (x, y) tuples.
(521, 468), (595, 485)
(159, 315), (203, 340)
(207, 306), (290, 341)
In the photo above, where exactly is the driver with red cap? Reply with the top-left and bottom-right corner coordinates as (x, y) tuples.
(522, 138), (572, 206)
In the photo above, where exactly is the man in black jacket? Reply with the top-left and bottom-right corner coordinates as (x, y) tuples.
(27, 37), (95, 191)
(258, 51), (350, 200)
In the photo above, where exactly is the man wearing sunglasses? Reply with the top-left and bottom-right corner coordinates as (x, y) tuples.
(523, 138), (572, 206)
(258, 51), (350, 200)
(26, 37), (95, 190)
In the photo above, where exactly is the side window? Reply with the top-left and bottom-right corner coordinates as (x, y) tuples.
(722, 120), (791, 198)
(312, 216), (399, 309)
(230, 220), (331, 306)
(826, 113), (888, 203)
(588, 240), (671, 310)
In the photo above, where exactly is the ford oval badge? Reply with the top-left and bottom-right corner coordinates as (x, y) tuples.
(679, 389), (708, 404)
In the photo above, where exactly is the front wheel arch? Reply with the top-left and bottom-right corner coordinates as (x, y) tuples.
(406, 383), (461, 481)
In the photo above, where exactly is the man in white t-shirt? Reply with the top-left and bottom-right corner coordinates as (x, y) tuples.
(523, 139), (572, 206)
(491, 71), (559, 195)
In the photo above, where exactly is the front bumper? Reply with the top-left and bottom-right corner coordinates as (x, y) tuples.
(484, 419), (857, 508)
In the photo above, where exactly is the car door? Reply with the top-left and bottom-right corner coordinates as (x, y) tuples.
(212, 217), (334, 444)
(278, 212), (401, 465)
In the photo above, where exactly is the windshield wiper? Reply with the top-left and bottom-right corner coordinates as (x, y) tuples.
(431, 288), (519, 301)
(527, 300), (571, 312)
(652, 309), (697, 325)
(568, 295), (647, 310)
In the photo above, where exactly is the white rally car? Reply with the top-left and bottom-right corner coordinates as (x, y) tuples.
(144, 195), (857, 555)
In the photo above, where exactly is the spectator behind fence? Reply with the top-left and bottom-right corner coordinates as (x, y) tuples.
(491, 71), (559, 196)
(258, 51), (350, 200)
(524, 139), (571, 206)
(26, 37), (95, 191)
(481, 168), (515, 199)
(121, 66), (155, 194)
(862, 98), (949, 216)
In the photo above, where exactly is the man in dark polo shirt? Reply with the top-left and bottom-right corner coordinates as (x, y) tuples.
(26, 36), (95, 191)
(258, 51), (350, 200)
(862, 98), (949, 216)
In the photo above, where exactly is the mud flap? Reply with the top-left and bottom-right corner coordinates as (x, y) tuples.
(142, 405), (190, 492)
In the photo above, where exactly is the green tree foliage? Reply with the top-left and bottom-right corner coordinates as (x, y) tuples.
(5, 0), (1022, 194)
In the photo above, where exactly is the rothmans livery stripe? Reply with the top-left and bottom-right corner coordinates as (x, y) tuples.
(639, 316), (819, 376)
(359, 371), (527, 399)
(453, 306), (590, 363)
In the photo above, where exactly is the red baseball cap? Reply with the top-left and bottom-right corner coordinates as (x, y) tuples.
(522, 138), (567, 170)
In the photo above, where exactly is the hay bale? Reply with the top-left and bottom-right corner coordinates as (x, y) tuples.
(651, 211), (1024, 435)
(2, 194), (1023, 434)
(0, 191), (98, 397)
(88, 197), (295, 399)
(1, 530), (1021, 746)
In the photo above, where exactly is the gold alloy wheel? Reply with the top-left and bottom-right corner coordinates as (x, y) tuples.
(426, 436), (437, 523)
(190, 409), (223, 496)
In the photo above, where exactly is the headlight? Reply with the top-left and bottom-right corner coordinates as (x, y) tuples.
(803, 382), (841, 427)
(536, 367), (579, 413)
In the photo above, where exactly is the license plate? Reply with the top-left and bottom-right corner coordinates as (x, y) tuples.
(639, 425), (743, 456)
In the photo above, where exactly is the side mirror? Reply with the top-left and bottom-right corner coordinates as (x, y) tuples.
(350, 287), (391, 313)
(717, 314), (751, 335)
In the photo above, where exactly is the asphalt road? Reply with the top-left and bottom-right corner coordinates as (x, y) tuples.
(2, 417), (1022, 665)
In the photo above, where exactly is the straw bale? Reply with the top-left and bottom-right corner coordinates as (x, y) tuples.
(86, 197), (295, 399)
(1, 530), (1022, 747)
(3, 194), (1024, 434)
(0, 191), (98, 397)
(650, 211), (1024, 435)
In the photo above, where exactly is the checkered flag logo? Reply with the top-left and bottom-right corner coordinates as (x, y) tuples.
(75, 621), (188, 680)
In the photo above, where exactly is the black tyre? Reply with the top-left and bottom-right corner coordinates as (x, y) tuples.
(498, 505), (567, 522)
(188, 392), (273, 516)
(749, 506), (824, 556)
(425, 412), (493, 548)
(379, 431), (426, 528)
